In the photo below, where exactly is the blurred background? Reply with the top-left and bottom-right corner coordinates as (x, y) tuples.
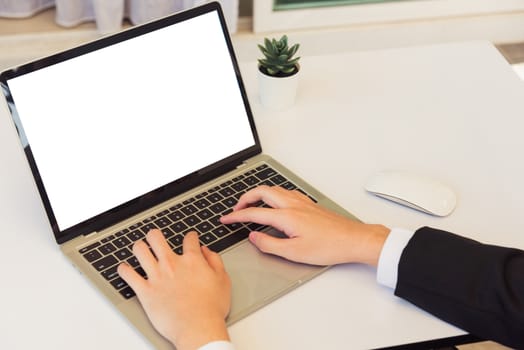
(0, 0), (523, 73)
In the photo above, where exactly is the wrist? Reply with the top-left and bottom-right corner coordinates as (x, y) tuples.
(171, 316), (229, 350)
(361, 224), (390, 267)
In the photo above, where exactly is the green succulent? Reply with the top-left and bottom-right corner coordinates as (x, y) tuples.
(258, 35), (300, 77)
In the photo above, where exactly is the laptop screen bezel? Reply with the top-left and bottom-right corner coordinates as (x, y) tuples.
(0, 2), (262, 244)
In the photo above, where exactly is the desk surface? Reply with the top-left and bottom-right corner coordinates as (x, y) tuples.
(1, 41), (523, 349)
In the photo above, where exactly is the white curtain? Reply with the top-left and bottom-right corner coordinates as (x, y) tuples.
(0, 0), (238, 33)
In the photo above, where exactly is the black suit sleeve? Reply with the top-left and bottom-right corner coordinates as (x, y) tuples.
(394, 227), (524, 349)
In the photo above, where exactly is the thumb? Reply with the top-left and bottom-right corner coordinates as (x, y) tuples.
(249, 231), (292, 258)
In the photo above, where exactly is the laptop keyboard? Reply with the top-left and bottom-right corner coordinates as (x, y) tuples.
(78, 164), (316, 299)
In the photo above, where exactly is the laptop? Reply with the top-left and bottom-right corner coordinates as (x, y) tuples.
(0, 2), (358, 349)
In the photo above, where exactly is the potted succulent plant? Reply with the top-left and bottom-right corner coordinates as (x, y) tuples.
(257, 35), (301, 110)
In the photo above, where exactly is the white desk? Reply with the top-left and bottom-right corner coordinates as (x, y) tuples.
(1, 41), (523, 349)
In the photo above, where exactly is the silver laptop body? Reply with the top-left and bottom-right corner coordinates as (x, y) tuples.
(0, 3), (358, 348)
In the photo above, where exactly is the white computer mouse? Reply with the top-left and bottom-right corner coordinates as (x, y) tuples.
(365, 171), (457, 217)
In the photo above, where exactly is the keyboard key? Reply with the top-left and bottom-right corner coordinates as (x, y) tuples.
(270, 174), (287, 185)
(222, 197), (237, 208)
(126, 256), (140, 268)
(297, 188), (317, 202)
(119, 286), (136, 299)
(92, 255), (118, 271)
(220, 180), (233, 188)
(183, 215), (201, 226)
(174, 247), (183, 255)
(127, 230), (144, 241)
(247, 222), (266, 231)
(296, 188), (307, 196)
(182, 228), (195, 235)
(281, 181), (297, 190)
(182, 198), (195, 205)
(170, 221), (188, 233)
(206, 193), (224, 203)
(168, 234), (184, 247)
(98, 243), (117, 255)
(113, 236), (131, 248)
(200, 233), (217, 245)
(168, 210), (185, 222)
(181, 204), (198, 216)
(255, 167), (277, 180)
(135, 267), (147, 278)
(154, 217), (172, 228)
(197, 209), (213, 220)
(195, 192), (207, 199)
(232, 175), (245, 182)
(110, 277), (128, 290)
(208, 228), (250, 253)
(196, 222), (213, 233)
(115, 229), (129, 237)
(143, 215), (156, 224)
(219, 187), (235, 197)
(140, 223), (158, 234)
(231, 182), (247, 192)
(160, 227), (175, 239)
(256, 164), (268, 171)
(234, 191), (246, 200)
(209, 215), (221, 227)
(83, 249), (102, 262)
(194, 198), (211, 209)
(169, 203), (182, 211)
(260, 180), (273, 187)
(79, 241), (101, 254)
(244, 176), (260, 186)
(225, 222), (242, 231)
(212, 226), (230, 237)
(156, 209), (169, 217)
(101, 265), (119, 280)
(101, 234), (115, 243)
(210, 203), (227, 214)
(115, 248), (133, 261)
(129, 222), (143, 230)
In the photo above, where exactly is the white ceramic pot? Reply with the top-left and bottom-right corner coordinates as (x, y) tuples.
(93, 0), (124, 35)
(257, 65), (299, 111)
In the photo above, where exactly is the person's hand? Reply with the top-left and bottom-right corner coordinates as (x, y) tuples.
(221, 185), (390, 267)
(118, 229), (231, 350)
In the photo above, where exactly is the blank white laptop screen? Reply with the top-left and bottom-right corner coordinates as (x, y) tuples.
(7, 11), (255, 231)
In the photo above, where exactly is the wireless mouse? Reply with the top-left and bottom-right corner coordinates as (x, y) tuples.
(365, 171), (457, 217)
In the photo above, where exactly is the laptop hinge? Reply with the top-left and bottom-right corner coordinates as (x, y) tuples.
(236, 162), (249, 169)
(84, 231), (98, 237)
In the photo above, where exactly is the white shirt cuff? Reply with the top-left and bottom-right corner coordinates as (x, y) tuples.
(376, 227), (415, 289)
(198, 340), (235, 350)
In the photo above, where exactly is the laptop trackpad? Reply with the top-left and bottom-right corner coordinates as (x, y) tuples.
(221, 229), (325, 324)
